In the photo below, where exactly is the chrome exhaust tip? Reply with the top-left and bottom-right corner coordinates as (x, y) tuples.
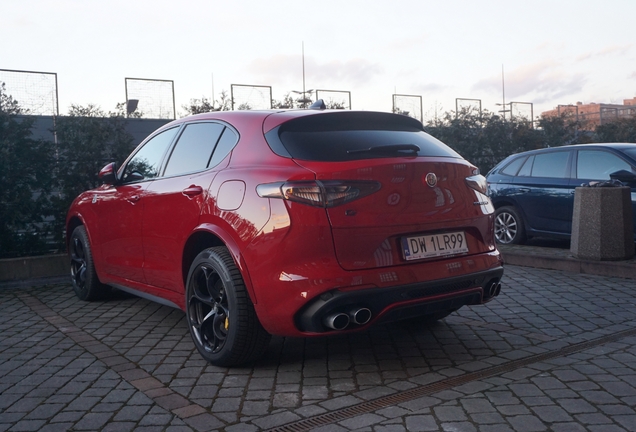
(487, 282), (502, 297)
(323, 313), (350, 330)
(350, 308), (372, 325)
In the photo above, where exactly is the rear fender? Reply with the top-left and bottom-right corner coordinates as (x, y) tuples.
(190, 223), (258, 305)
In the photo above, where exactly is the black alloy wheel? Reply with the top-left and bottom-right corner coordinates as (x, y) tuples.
(70, 225), (109, 301)
(186, 247), (271, 367)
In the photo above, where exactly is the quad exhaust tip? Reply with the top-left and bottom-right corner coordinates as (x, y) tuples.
(487, 282), (502, 297)
(350, 307), (372, 325)
(323, 313), (350, 331)
(323, 307), (373, 330)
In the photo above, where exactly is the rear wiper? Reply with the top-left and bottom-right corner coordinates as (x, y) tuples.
(347, 144), (420, 155)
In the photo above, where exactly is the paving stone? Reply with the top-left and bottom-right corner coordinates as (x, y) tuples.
(433, 405), (467, 422)
(73, 412), (113, 430)
(506, 414), (548, 431)
(3, 266), (636, 431)
(531, 405), (573, 422)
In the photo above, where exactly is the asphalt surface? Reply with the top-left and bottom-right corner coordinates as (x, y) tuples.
(2, 248), (636, 431)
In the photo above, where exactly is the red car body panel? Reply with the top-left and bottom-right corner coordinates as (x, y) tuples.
(67, 109), (503, 339)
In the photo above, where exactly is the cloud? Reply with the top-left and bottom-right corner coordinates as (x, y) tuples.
(382, 35), (429, 54)
(576, 44), (633, 62)
(412, 82), (449, 94)
(245, 55), (384, 89)
(471, 61), (587, 105)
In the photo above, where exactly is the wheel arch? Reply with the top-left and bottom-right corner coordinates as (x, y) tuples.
(66, 215), (85, 250)
(182, 225), (258, 304)
(491, 197), (517, 210)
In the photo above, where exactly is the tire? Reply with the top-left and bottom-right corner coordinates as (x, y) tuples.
(69, 226), (110, 301)
(494, 206), (527, 245)
(185, 247), (271, 367)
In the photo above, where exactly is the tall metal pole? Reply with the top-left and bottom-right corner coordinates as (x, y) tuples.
(501, 64), (506, 120)
(211, 73), (215, 106)
(302, 41), (306, 101)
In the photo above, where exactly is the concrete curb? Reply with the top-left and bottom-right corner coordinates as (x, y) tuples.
(0, 254), (68, 282)
(499, 245), (636, 280)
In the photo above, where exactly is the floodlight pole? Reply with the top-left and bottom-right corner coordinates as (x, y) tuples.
(498, 65), (510, 120)
(302, 41), (306, 100)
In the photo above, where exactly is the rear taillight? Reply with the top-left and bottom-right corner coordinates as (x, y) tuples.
(257, 180), (381, 208)
(465, 174), (488, 195)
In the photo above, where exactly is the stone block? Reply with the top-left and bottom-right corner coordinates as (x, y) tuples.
(570, 187), (634, 260)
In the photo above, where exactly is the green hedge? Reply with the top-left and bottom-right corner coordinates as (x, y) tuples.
(2, 86), (635, 258)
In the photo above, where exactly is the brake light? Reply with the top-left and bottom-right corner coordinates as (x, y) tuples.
(257, 180), (381, 208)
(465, 174), (488, 194)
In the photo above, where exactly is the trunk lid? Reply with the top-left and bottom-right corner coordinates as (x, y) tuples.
(295, 157), (493, 270)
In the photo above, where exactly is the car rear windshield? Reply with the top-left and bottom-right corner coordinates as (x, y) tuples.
(265, 112), (461, 162)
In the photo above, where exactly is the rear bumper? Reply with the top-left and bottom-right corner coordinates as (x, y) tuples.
(295, 266), (504, 333)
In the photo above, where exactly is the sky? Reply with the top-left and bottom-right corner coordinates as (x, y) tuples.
(2, 0), (636, 121)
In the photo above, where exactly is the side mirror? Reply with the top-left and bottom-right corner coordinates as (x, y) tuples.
(610, 169), (636, 186)
(98, 162), (118, 185)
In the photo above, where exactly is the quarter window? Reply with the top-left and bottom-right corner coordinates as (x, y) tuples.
(208, 127), (239, 168)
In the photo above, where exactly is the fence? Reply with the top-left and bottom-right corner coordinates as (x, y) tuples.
(0, 69), (59, 116)
(231, 84), (273, 110)
(393, 94), (423, 122)
(125, 77), (176, 119)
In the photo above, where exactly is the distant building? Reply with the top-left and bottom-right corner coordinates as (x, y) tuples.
(541, 97), (636, 129)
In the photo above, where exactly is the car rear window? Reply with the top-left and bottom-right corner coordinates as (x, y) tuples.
(265, 112), (460, 162)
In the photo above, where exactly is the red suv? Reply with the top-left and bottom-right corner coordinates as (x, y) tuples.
(67, 106), (504, 366)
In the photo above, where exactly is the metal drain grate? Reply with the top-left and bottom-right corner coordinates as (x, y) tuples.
(267, 326), (636, 432)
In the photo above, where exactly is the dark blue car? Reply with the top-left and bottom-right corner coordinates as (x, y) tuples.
(486, 143), (636, 244)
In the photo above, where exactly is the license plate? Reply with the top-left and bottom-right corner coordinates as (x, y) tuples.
(401, 231), (469, 261)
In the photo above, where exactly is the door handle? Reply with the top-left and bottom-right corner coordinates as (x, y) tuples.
(182, 185), (203, 197)
(126, 195), (141, 203)
(518, 188), (530, 193)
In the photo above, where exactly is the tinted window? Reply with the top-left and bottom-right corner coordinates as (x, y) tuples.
(122, 127), (178, 182)
(577, 150), (632, 179)
(518, 156), (534, 177)
(623, 148), (636, 160)
(531, 152), (569, 178)
(208, 127), (239, 168)
(265, 112), (460, 162)
(164, 123), (225, 176)
(501, 156), (526, 176)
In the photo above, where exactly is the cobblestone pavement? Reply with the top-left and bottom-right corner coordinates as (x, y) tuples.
(1, 265), (636, 432)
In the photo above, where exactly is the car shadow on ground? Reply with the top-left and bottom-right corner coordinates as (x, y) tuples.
(523, 237), (570, 249)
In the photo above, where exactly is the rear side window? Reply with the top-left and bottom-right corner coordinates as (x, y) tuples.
(531, 152), (569, 178)
(265, 112), (460, 162)
(577, 150), (633, 179)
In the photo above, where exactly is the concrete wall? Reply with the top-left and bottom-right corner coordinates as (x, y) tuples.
(22, 115), (172, 149)
(0, 254), (68, 282)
